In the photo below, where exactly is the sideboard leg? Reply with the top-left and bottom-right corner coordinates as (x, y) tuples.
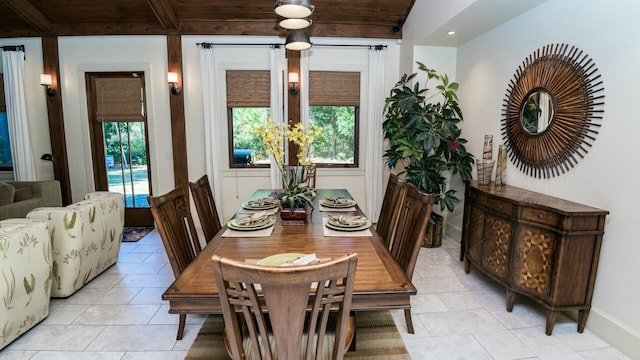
(463, 256), (471, 274)
(545, 311), (557, 335)
(577, 308), (590, 333)
(506, 289), (515, 312)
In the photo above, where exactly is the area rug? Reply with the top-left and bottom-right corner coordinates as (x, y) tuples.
(121, 227), (153, 242)
(185, 311), (410, 359)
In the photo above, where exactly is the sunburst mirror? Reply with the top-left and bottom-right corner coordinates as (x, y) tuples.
(501, 44), (605, 178)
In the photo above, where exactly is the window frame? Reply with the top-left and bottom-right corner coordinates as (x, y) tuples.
(227, 107), (271, 169)
(308, 105), (360, 169)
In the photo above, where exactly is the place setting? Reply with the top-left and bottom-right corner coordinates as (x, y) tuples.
(239, 197), (281, 216)
(222, 210), (277, 237)
(319, 196), (357, 212)
(323, 214), (372, 237)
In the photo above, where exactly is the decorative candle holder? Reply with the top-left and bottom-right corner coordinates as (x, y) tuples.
(495, 145), (507, 186)
(483, 135), (493, 160)
(476, 159), (495, 185)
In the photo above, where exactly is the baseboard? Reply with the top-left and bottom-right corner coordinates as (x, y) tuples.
(585, 307), (640, 359)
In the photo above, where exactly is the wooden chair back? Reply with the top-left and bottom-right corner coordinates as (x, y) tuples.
(212, 253), (358, 360)
(376, 173), (405, 249)
(390, 182), (435, 280)
(306, 163), (317, 188)
(148, 185), (202, 278)
(284, 164), (317, 189)
(189, 174), (222, 243)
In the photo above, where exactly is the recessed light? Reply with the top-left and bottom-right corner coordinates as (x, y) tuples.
(448, 31), (456, 35)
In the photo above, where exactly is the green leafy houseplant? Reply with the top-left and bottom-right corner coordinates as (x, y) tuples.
(383, 62), (474, 214)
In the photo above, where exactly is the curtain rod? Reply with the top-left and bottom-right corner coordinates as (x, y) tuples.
(0, 45), (25, 52)
(196, 43), (386, 50)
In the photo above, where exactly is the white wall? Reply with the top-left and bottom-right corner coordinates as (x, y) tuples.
(0, 37), (54, 181)
(454, 0), (640, 356)
(57, 36), (174, 202)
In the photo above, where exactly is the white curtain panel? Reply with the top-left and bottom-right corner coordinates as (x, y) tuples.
(200, 46), (223, 220)
(269, 46), (285, 189)
(300, 49), (310, 128)
(365, 47), (386, 221)
(2, 49), (36, 181)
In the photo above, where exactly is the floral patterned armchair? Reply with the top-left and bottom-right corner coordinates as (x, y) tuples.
(26, 192), (124, 297)
(0, 218), (51, 350)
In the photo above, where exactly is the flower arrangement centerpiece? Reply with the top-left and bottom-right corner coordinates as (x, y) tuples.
(255, 119), (322, 214)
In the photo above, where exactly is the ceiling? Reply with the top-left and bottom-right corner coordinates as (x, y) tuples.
(0, 0), (415, 40)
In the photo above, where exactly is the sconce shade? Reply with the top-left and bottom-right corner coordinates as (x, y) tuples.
(279, 17), (311, 29)
(285, 29), (312, 50)
(167, 72), (181, 95)
(288, 72), (299, 84)
(40, 74), (52, 86)
(275, 0), (314, 18)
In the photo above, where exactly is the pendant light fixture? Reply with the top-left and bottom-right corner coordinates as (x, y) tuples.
(285, 29), (312, 50)
(279, 17), (312, 30)
(276, 0), (314, 50)
(274, 0), (314, 19)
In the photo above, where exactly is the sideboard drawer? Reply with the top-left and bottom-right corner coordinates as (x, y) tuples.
(473, 192), (514, 216)
(521, 207), (559, 227)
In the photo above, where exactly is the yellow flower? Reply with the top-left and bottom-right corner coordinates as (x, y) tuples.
(253, 119), (323, 192)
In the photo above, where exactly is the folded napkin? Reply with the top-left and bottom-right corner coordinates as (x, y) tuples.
(246, 198), (279, 207)
(235, 210), (267, 225)
(322, 218), (372, 237)
(282, 253), (321, 266)
(324, 196), (351, 205)
(328, 214), (368, 226)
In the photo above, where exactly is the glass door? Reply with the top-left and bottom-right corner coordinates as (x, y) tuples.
(86, 72), (153, 227)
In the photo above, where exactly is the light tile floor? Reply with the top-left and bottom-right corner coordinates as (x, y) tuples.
(0, 231), (632, 359)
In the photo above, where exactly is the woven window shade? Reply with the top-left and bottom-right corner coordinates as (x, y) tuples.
(310, 71), (360, 106)
(94, 77), (144, 122)
(227, 70), (270, 107)
(0, 74), (5, 112)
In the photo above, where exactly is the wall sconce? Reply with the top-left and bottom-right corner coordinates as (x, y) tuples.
(40, 74), (56, 97)
(168, 72), (181, 95)
(289, 72), (299, 95)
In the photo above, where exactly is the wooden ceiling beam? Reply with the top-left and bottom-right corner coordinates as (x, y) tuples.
(1, 0), (52, 34)
(146, 0), (179, 31)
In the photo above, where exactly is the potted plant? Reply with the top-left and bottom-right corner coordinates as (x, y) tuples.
(254, 119), (321, 218)
(382, 62), (474, 241)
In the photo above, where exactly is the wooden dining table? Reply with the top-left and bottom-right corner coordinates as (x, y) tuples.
(162, 189), (416, 316)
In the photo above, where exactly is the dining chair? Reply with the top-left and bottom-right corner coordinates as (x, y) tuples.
(212, 253), (359, 360)
(376, 173), (405, 249)
(389, 182), (435, 334)
(306, 163), (317, 188)
(188, 174), (222, 243)
(148, 185), (202, 340)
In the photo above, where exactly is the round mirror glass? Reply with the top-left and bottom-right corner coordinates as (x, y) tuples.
(520, 90), (555, 134)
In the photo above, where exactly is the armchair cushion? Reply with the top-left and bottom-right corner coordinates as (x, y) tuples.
(26, 192), (124, 297)
(0, 182), (15, 206)
(0, 218), (52, 350)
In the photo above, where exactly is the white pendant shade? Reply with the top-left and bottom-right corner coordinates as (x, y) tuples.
(275, 2), (314, 18)
(285, 29), (312, 50)
(279, 17), (312, 29)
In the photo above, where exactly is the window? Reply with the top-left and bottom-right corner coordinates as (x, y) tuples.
(0, 74), (12, 171)
(308, 71), (360, 167)
(226, 70), (271, 168)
